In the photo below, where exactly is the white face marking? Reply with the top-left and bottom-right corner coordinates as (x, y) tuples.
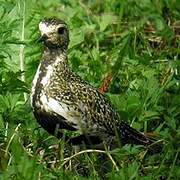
(39, 22), (56, 35)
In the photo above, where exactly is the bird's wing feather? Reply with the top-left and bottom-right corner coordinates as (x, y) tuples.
(40, 93), (84, 130)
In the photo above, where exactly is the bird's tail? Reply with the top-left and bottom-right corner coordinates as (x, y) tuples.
(118, 122), (154, 146)
(117, 122), (162, 153)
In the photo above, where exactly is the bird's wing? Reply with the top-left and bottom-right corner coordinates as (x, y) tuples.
(39, 93), (85, 130)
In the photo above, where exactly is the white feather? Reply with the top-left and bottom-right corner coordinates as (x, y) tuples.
(40, 94), (83, 130)
(31, 64), (41, 106)
(39, 22), (56, 35)
(41, 65), (53, 86)
(40, 56), (64, 86)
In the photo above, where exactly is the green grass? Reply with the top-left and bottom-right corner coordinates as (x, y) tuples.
(0, 0), (179, 179)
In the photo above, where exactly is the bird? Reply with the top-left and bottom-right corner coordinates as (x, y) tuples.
(31, 18), (158, 150)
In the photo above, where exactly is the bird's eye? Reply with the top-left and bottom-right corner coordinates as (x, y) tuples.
(57, 27), (65, 35)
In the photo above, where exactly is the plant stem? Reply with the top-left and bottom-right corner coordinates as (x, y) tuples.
(19, 0), (27, 101)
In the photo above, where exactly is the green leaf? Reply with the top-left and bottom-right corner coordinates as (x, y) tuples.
(99, 14), (113, 32)
(69, 28), (84, 48)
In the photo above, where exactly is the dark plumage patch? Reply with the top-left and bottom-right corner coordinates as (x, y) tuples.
(34, 110), (77, 138)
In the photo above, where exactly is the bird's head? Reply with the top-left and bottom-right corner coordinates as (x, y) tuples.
(39, 18), (69, 49)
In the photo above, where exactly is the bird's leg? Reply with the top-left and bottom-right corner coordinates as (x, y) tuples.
(67, 133), (118, 150)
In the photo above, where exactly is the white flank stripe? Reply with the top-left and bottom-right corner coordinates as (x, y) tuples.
(40, 56), (64, 86)
(32, 64), (41, 91)
(41, 65), (53, 86)
(31, 55), (65, 104)
(40, 94), (82, 130)
(30, 64), (41, 106)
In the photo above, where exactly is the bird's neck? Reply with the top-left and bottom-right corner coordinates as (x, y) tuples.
(42, 47), (68, 66)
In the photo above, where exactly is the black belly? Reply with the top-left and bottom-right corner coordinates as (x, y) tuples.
(34, 110), (77, 138)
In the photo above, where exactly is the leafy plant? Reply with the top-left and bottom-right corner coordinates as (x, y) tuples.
(0, 0), (179, 179)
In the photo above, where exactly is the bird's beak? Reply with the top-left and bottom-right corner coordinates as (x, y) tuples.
(38, 34), (48, 43)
